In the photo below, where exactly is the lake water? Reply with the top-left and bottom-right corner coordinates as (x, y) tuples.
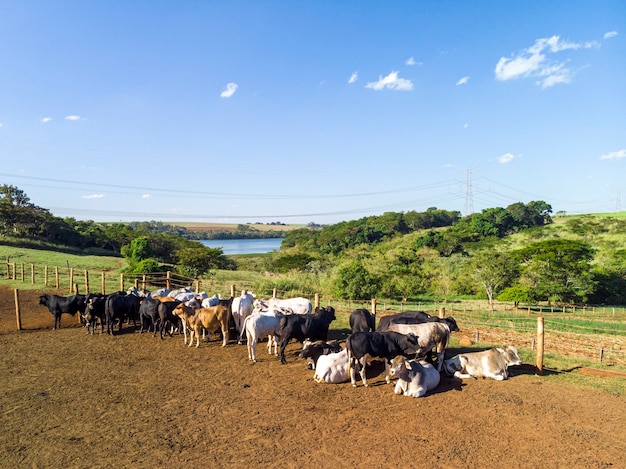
(199, 238), (284, 255)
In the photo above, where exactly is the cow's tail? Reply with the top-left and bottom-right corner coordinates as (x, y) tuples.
(239, 315), (251, 345)
(345, 335), (354, 386)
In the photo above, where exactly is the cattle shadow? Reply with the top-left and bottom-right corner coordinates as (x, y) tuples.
(327, 328), (351, 342)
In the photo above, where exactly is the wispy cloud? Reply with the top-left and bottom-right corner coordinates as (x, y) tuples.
(65, 115), (82, 121)
(220, 82), (238, 98)
(456, 76), (470, 86)
(365, 71), (413, 91)
(81, 194), (105, 199)
(142, 194), (152, 199)
(600, 149), (626, 160)
(495, 35), (599, 89)
(348, 72), (358, 84)
(604, 31), (618, 39)
(41, 117), (52, 123)
(497, 152), (517, 164)
(463, 123), (469, 129)
(405, 57), (422, 66)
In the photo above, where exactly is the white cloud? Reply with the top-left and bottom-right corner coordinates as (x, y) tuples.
(604, 31), (618, 39)
(600, 149), (626, 160)
(365, 71), (413, 91)
(405, 57), (422, 66)
(495, 35), (598, 88)
(81, 194), (105, 199)
(65, 115), (82, 121)
(220, 82), (238, 98)
(463, 123), (469, 129)
(348, 72), (358, 84)
(443, 163), (456, 168)
(498, 152), (516, 164)
(0, 123), (3, 128)
(142, 194), (152, 199)
(456, 76), (470, 86)
(41, 117), (52, 123)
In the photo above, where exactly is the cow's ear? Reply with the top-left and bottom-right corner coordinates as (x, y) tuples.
(495, 347), (505, 353)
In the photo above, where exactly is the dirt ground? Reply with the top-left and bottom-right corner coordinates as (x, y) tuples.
(1, 287), (625, 468)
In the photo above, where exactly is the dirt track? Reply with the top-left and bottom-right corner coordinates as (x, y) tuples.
(1, 287), (625, 468)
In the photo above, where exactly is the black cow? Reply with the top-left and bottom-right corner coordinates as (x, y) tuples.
(377, 311), (460, 333)
(82, 295), (107, 334)
(299, 340), (343, 370)
(105, 293), (141, 335)
(138, 297), (161, 336)
(277, 306), (336, 364)
(39, 293), (88, 330)
(345, 331), (420, 387)
(157, 300), (182, 339)
(349, 308), (375, 333)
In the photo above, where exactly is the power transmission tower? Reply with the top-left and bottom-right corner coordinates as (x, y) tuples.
(464, 168), (474, 216)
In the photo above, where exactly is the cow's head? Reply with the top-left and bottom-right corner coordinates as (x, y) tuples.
(38, 295), (48, 306)
(403, 332), (420, 356)
(389, 356), (411, 381)
(499, 345), (522, 367)
(444, 317), (461, 332)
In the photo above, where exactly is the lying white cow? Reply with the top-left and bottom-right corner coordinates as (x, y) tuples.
(390, 356), (440, 398)
(313, 349), (350, 384)
(444, 345), (522, 380)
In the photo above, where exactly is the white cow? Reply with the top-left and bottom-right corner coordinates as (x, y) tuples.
(254, 297), (312, 315)
(231, 290), (255, 338)
(313, 349), (350, 384)
(390, 356), (440, 398)
(444, 345), (522, 380)
(202, 294), (220, 309)
(242, 310), (283, 362)
(385, 322), (450, 372)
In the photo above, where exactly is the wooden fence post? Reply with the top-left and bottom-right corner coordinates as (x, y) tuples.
(143, 275), (147, 291)
(439, 306), (445, 318)
(371, 298), (377, 328)
(536, 316), (544, 375)
(273, 288), (277, 298)
(314, 293), (320, 309)
(20, 263), (24, 282)
(69, 268), (74, 293)
(84, 270), (89, 294)
(31, 263), (35, 285)
(55, 266), (59, 289)
(166, 271), (171, 290)
(230, 284), (235, 297)
(14, 288), (22, 331)
(101, 271), (106, 294)
(5, 256), (8, 279)
(120, 273), (124, 292)
(44, 266), (48, 286)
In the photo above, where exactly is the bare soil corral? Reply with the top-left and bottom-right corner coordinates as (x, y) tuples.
(1, 287), (625, 469)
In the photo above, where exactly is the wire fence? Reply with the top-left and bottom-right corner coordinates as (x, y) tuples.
(3, 261), (626, 368)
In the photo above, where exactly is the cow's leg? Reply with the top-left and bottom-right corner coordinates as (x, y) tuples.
(361, 358), (369, 387)
(221, 323), (228, 347)
(279, 339), (288, 364)
(385, 360), (392, 384)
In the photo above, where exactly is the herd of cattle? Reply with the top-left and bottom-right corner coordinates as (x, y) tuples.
(38, 287), (523, 397)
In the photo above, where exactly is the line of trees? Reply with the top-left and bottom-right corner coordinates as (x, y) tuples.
(0, 184), (234, 276)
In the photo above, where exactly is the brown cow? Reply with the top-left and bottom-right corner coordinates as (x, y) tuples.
(173, 304), (230, 348)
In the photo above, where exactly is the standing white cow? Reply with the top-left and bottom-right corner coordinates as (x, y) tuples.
(253, 297), (312, 315)
(390, 356), (440, 398)
(242, 310), (284, 362)
(444, 345), (522, 380)
(231, 290), (255, 339)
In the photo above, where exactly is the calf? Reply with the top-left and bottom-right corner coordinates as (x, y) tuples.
(377, 310), (460, 333)
(385, 322), (450, 372)
(313, 349), (350, 384)
(39, 293), (88, 330)
(444, 345), (522, 380)
(241, 310), (284, 362)
(174, 304), (229, 348)
(157, 300), (183, 340)
(299, 340), (343, 369)
(138, 297), (161, 336)
(345, 331), (420, 387)
(82, 295), (107, 335)
(105, 293), (141, 335)
(349, 308), (375, 333)
(277, 306), (336, 364)
(389, 356), (440, 398)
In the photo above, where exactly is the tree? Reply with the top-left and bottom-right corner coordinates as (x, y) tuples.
(175, 246), (227, 277)
(497, 285), (537, 308)
(333, 260), (380, 300)
(513, 239), (596, 304)
(470, 251), (518, 306)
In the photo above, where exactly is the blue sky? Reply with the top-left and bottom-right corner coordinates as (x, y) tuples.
(0, 1), (624, 225)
